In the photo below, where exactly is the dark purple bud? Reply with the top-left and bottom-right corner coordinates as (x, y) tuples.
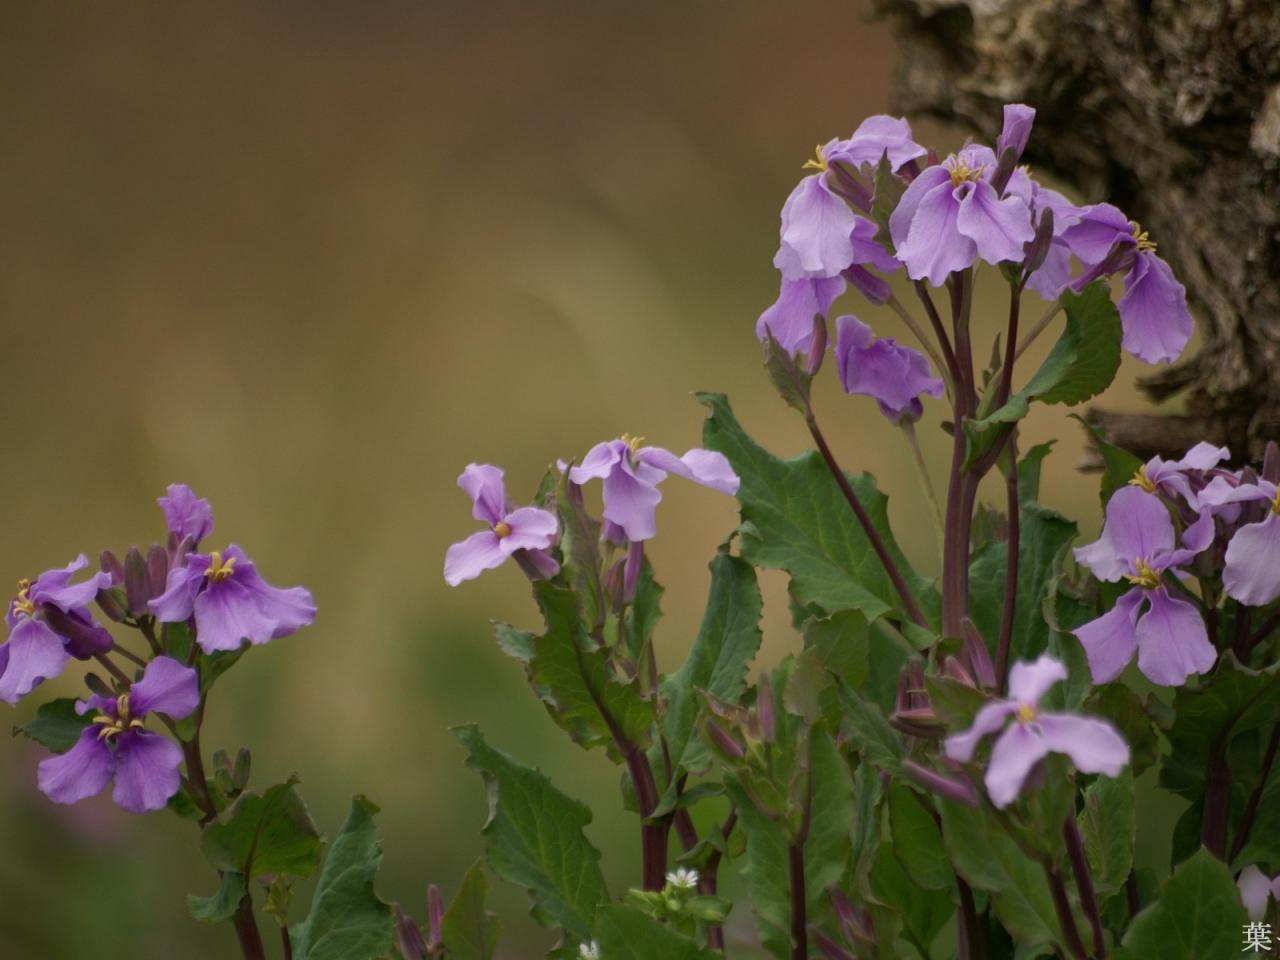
(427, 884), (445, 949)
(844, 264), (892, 306)
(705, 720), (746, 761)
(100, 549), (124, 585)
(623, 540), (645, 603)
(603, 557), (626, 611)
(889, 707), (946, 739)
(902, 759), (980, 808)
(961, 618), (997, 690)
(756, 674), (777, 743)
(147, 544), (170, 600)
(996, 104), (1036, 167)
(1023, 207), (1055, 276)
(511, 549), (560, 583)
(95, 586), (128, 623)
(827, 161), (872, 212)
(1264, 441), (1280, 485)
(805, 314), (827, 377)
(84, 672), (112, 697)
(42, 605), (114, 659)
(1071, 238), (1137, 291)
(123, 547), (150, 617)
(393, 905), (429, 960)
(942, 654), (976, 687)
(896, 660), (926, 713)
(813, 930), (857, 960)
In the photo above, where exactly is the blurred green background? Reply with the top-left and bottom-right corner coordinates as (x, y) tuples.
(0, 2), (1183, 956)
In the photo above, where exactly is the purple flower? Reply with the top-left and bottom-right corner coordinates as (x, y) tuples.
(568, 437), (739, 542)
(834, 315), (944, 423)
(1072, 486), (1216, 686)
(150, 545), (317, 653)
(444, 464), (560, 586)
(1198, 475), (1280, 606)
(2, 556), (113, 704)
(1062, 203), (1193, 364)
(158, 483), (215, 547)
(944, 655), (1129, 808)
(995, 103), (1036, 165)
(1238, 865), (1280, 921)
(828, 114), (927, 172)
(757, 275), (846, 358)
(889, 146), (1036, 286)
(773, 149), (860, 281)
(1129, 441), (1231, 510)
(38, 656), (198, 813)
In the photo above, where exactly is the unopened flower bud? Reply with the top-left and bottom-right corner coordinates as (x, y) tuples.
(123, 547), (150, 617)
(393, 905), (428, 960)
(623, 541), (645, 603)
(1264, 441), (1280, 485)
(705, 720), (746, 761)
(961, 618), (997, 690)
(805, 315), (827, 377)
(813, 930), (857, 960)
(902, 759), (980, 808)
(95, 586), (128, 623)
(42, 605), (114, 659)
(100, 549), (124, 585)
(844, 264), (891, 306)
(756, 674), (777, 743)
(942, 654), (976, 686)
(147, 544), (170, 600)
(427, 883), (445, 949)
(827, 161), (872, 212)
(1023, 207), (1055, 276)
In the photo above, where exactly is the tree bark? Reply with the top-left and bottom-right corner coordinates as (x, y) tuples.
(876, 0), (1280, 459)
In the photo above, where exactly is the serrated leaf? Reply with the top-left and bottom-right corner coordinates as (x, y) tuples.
(725, 778), (791, 957)
(698, 392), (938, 627)
(805, 726), (855, 920)
(13, 698), (91, 753)
(838, 683), (904, 774)
(292, 796), (394, 960)
(441, 860), (499, 960)
(1078, 768), (1134, 897)
(1115, 848), (1247, 959)
(869, 842), (953, 951)
(200, 778), (324, 880)
(187, 871), (247, 924)
(453, 726), (608, 943)
(593, 905), (718, 960)
(888, 783), (951, 891)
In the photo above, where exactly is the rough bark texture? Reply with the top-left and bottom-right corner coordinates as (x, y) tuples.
(876, 0), (1280, 459)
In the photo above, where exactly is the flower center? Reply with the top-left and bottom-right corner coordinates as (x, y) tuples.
(493, 521), (512, 539)
(1129, 465), (1157, 493)
(621, 433), (645, 456)
(1016, 703), (1038, 725)
(91, 693), (145, 741)
(12, 578), (36, 618)
(801, 143), (828, 173)
(205, 550), (237, 583)
(1272, 491), (1280, 517)
(1130, 221), (1157, 253)
(1125, 558), (1162, 590)
(946, 154), (984, 187)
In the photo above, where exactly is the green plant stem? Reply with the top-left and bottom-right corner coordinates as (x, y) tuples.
(914, 281), (960, 387)
(92, 651), (133, 687)
(1200, 731), (1232, 860)
(902, 420), (945, 552)
(232, 896), (267, 960)
(1064, 816), (1107, 958)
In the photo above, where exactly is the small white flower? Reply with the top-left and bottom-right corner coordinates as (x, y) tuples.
(579, 941), (601, 960)
(666, 867), (700, 890)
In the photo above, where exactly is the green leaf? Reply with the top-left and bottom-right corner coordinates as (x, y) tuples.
(838, 683), (905, 774)
(849, 758), (884, 890)
(13, 698), (91, 753)
(593, 905), (718, 960)
(888, 783), (951, 891)
(292, 796), (395, 960)
(1016, 441), (1057, 505)
(1115, 848), (1248, 959)
(200, 778), (324, 880)
(621, 557), (664, 663)
(187, 871), (247, 924)
(869, 153), (906, 249)
(453, 726), (608, 942)
(556, 470), (606, 638)
(724, 778), (791, 958)
(763, 328), (815, 414)
(1078, 768), (1134, 896)
(805, 726), (855, 919)
(699, 392), (938, 627)
(869, 842), (953, 952)
(1231, 730), (1280, 871)
(441, 860), (499, 960)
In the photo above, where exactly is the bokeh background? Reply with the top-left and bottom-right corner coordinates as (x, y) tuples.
(0, 2), (1186, 956)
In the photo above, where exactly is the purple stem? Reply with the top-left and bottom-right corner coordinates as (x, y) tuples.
(1045, 865), (1089, 960)
(1064, 816), (1107, 958)
(1200, 730), (1232, 860)
(996, 435), (1020, 694)
(1230, 722), (1280, 862)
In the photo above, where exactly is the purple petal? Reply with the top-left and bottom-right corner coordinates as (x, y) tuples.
(29, 554), (112, 614)
(37, 729), (114, 805)
(234, 560), (316, 640)
(1119, 252), (1192, 364)
(637, 446), (740, 495)
(602, 458), (666, 542)
(149, 562), (205, 623)
(1025, 240), (1074, 301)
(1099, 486), (1175, 572)
(773, 175), (857, 279)
(193, 580), (278, 652)
(498, 506), (559, 553)
(832, 115), (927, 171)
(1035, 713), (1130, 776)
(756, 275), (846, 357)
(849, 216), (900, 273)
(1198, 476), (1275, 510)
(943, 701), (1017, 763)
(1006, 655), (1068, 706)
(1238, 865), (1274, 922)
(956, 180), (1035, 265)
(996, 104), (1035, 163)
(458, 464), (507, 526)
(1135, 589), (1216, 686)
(0, 618), (70, 704)
(1073, 587), (1145, 684)
(888, 165), (952, 251)
(569, 441), (626, 484)
(834, 315), (943, 421)
(895, 182), (977, 286)
(444, 530), (507, 587)
(158, 484), (215, 546)
(985, 723), (1051, 808)
(111, 730), (185, 813)
(129, 656), (200, 720)
(1223, 513), (1280, 607)
(1061, 203), (1133, 264)
(1176, 441), (1231, 472)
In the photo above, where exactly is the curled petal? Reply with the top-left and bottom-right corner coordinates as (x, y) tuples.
(129, 656), (200, 720)
(985, 723), (1050, 808)
(29, 554), (112, 614)
(1118, 252), (1193, 365)
(112, 730), (185, 813)
(996, 103), (1035, 163)
(1135, 589), (1216, 686)
(602, 459), (665, 542)
(773, 175), (856, 279)
(955, 180), (1036, 265)
(1073, 587), (1145, 684)
(569, 441), (626, 484)
(458, 464), (507, 526)
(894, 182), (976, 286)
(0, 618), (70, 704)
(756, 275), (846, 357)
(444, 530), (507, 587)
(193, 580), (280, 652)
(1035, 713), (1130, 777)
(158, 484), (215, 545)
(834, 115), (927, 171)
(37, 729), (114, 805)
(849, 216), (900, 273)
(943, 701), (1017, 763)
(637, 446), (740, 495)
(1223, 513), (1280, 607)
(498, 507), (559, 554)
(1238, 865), (1275, 922)
(888, 165), (952, 252)
(1006, 655), (1068, 705)
(1061, 203), (1133, 264)
(149, 563), (205, 623)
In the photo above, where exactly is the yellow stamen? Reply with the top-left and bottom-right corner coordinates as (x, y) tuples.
(92, 694), (145, 741)
(1125, 558), (1162, 591)
(12, 579), (36, 618)
(1272, 491), (1280, 517)
(801, 143), (828, 173)
(205, 550), (237, 583)
(621, 433), (645, 455)
(493, 521), (512, 539)
(1129, 465), (1157, 493)
(947, 153), (984, 187)
(1130, 221), (1157, 253)
(1016, 703), (1038, 724)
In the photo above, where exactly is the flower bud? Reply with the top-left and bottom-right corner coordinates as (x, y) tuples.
(827, 161), (872, 212)
(95, 586), (128, 623)
(704, 719), (746, 761)
(99, 549), (124, 585)
(813, 931), (857, 960)
(844, 264), (891, 306)
(902, 759), (980, 808)
(756, 674), (777, 743)
(961, 618), (997, 690)
(942, 654), (976, 686)
(41, 605), (114, 659)
(623, 541), (645, 603)
(393, 905), (428, 960)
(1023, 207), (1055, 276)
(123, 547), (150, 617)
(805, 314), (827, 377)
(1264, 441), (1280, 485)
(147, 544), (170, 600)
(427, 883), (445, 949)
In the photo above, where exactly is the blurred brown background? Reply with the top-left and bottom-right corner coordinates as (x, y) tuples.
(0, 2), (1172, 957)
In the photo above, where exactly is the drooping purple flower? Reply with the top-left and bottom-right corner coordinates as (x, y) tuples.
(1197, 475), (1280, 606)
(443, 464), (560, 587)
(757, 275), (846, 358)
(158, 483), (215, 548)
(2, 556), (113, 704)
(889, 146), (1036, 286)
(944, 655), (1129, 808)
(1072, 486), (1216, 686)
(150, 545), (316, 653)
(1062, 203), (1193, 364)
(1238, 865), (1280, 922)
(828, 115), (927, 173)
(1129, 441), (1231, 510)
(773, 149), (860, 281)
(38, 655), (198, 813)
(568, 437), (739, 542)
(834, 315), (944, 423)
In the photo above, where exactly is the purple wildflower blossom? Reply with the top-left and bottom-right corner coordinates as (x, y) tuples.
(158, 483), (215, 548)
(568, 437), (739, 542)
(1072, 486), (1216, 686)
(38, 656), (198, 813)
(150, 545), (317, 653)
(1062, 203), (1192, 364)
(1198, 474), (1280, 606)
(833, 315), (944, 423)
(2, 556), (113, 704)
(757, 275), (846, 358)
(1238, 865), (1280, 922)
(444, 464), (560, 587)
(995, 103), (1036, 165)
(830, 115), (927, 173)
(944, 655), (1129, 808)
(1130, 441), (1231, 510)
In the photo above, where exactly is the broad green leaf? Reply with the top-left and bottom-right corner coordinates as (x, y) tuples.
(621, 557), (664, 663)
(593, 905), (718, 960)
(1115, 848), (1247, 959)
(698, 392), (938, 626)
(454, 726), (608, 942)
(838, 684), (904, 774)
(556, 470), (606, 638)
(441, 860), (499, 960)
(849, 758), (884, 889)
(292, 796), (395, 960)
(13, 698), (91, 753)
(725, 778), (791, 958)
(1231, 735), (1280, 871)
(869, 153), (906, 249)
(869, 842), (952, 952)
(1078, 768), (1134, 896)
(200, 778), (323, 880)
(187, 871), (247, 924)
(805, 726), (855, 921)
(888, 783), (951, 891)
(1016, 441), (1057, 505)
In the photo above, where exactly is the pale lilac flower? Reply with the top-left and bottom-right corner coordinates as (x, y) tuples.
(38, 656), (198, 813)
(158, 483), (215, 548)
(1198, 475), (1280, 606)
(150, 545), (316, 653)
(834, 315), (943, 423)
(944, 656), (1129, 808)
(2, 556), (113, 704)
(1238, 865), (1280, 921)
(828, 114), (927, 172)
(773, 150), (860, 280)
(1129, 442), (1231, 510)
(1072, 486), (1216, 686)
(1062, 203), (1193, 364)
(443, 464), (560, 587)
(569, 437), (739, 542)
(995, 104), (1036, 165)
(757, 275), (846, 358)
